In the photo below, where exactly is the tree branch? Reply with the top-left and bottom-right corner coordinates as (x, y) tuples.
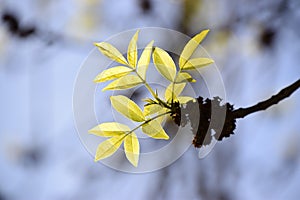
(175, 78), (300, 148)
(232, 78), (300, 119)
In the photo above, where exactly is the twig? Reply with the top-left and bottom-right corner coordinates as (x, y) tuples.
(176, 78), (300, 147)
(232, 79), (300, 119)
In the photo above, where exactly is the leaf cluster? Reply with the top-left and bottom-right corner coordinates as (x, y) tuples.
(90, 29), (214, 167)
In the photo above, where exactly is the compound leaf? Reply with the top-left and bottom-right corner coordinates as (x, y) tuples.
(95, 42), (128, 66)
(94, 66), (132, 83)
(95, 134), (125, 161)
(152, 47), (177, 82)
(110, 95), (145, 122)
(142, 119), (169, 140)
(89, 122), (130, 137)
(127, 30), (139, 68)
(179, 29), (209, 69)
(124, 132), (140, 167)
(102, 75), (143, 91)
(137, 40), (154, 79)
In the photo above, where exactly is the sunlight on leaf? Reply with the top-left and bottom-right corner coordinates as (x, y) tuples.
(102, 75), (143, 91)
(89, 122), (130, 137)
(179, 29), (209, 69)
(142, 119), (169, 140)
(92, 29), (215, 167)
(110, 95), (145, 122)
(95, 134), (125, 162)
(95, 42), (129, 66)
(175, 72), (196, 83)
(165, 82), (186, 102)
(152, 47), (177, 82)
(137, 40), (154, 79)
(127, 30), (139, 68)
(182, 58), (214, 70)
(94, 66), (132, 83)
(124, 132), (140, 167)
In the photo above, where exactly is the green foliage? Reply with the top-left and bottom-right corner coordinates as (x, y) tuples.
(90, 29), (214, 167)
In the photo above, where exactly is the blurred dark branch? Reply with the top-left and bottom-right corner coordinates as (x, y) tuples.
(233, 78), (300, 118)
(138, 0), (152, 14)
(2, 11), (36, 38)
(1, 10), (92, 48)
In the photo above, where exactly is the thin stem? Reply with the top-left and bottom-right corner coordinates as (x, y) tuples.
(233, 78), (300, 119)
(133, 69), (171, 109)
(126, 111), (172, 135)
(113, 111), (171, 146)
(144, 82), (156, 97)
(171, 68), (182, 103)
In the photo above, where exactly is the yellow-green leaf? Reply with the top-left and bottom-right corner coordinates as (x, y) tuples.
(142, 119), (169, 140)
(175, 72), (196, 83)
(179, 29), (209, 69)
(102, 75), (143, 91)
(94, 66), (132, 83)
(165, 82), (186, 102)
(177, 96), (195, 104)
(181, 58), (214, 70)
(95, 42), (128, 66)
(94, 134), (125, 161)
(89, 122), (130, 137)
(144, 104), (163, 116)
(152, 47), (177, 82)
(110, 95), (145, 122)
(124, 132), (140, 167)
(137, 40), (154, 79)
(156, 108), (169, 124)
(127, 30), (139, 68)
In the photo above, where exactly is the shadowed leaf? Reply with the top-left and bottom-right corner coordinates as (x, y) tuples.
(177, 96), (195, 104)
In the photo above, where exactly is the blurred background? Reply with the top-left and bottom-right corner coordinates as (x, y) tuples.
(0, 0), (300, 199)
